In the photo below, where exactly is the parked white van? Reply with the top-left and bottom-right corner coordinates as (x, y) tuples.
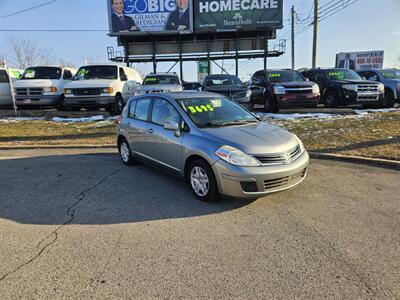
(63, 64), (142, 114)
(0, 68), (22, 108)
(13, 66), (77, 110)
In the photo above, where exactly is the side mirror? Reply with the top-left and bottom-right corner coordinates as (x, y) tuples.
(361, 76), (367, 80)
(304, 77), (310, 81)
(164, 120), (180, 136)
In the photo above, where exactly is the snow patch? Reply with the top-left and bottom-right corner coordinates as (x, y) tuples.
(51, 115), (115, 123)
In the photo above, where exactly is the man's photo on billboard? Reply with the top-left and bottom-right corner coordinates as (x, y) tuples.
(338, 53), (355, 70)
(111, 0), (139, 32)
(165, 0), (190, 31)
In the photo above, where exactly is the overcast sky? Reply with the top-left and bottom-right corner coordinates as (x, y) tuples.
(0, 0), (399, 81)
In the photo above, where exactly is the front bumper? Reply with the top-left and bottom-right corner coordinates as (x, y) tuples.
(275, 93), (320, 107)
(212, 150), (309, 199)
(15, 94), (62, 106)
(64, 96), (115, 107)
(341, 90), (383, 105)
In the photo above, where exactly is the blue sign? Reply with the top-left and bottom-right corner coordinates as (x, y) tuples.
(108, 0), (193, 34)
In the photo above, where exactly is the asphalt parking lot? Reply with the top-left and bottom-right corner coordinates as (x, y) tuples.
(0, 148), (399, 299)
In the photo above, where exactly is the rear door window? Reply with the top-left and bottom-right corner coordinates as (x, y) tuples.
(134, 98), (151, 121)
(0, 70), (9, 83)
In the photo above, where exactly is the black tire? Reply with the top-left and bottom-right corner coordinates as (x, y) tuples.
(118, 138), (136, 166)
(324, 91), (338, 108)
(55, 95), (65, 111)
(188, 159), (218, 202)
(263, 95), (275, 113)
(109, 95), (124, 115)
(381, 89), (395, 108)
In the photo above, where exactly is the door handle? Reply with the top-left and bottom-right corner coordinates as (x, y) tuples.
(148, 128), (154, 134)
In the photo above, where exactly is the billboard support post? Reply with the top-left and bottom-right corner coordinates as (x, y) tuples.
(207, 38), (211, 76)
(179, 40), (183, 81)
(152, 38), (156, 73)
(124, 43), (129, 67)
(264, 33), (268, 70)
(235, 35), (239, 76)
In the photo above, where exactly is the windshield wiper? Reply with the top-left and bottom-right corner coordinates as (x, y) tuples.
(220, 119), (258, 126)
(198, 121), (223, 128)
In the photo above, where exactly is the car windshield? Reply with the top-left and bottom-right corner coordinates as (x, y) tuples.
(204, 76), (243, 86)
(325, 69), (361, 80)
(143, 75), (179, 85)
(73, 66), (117, 80)
(381, 70), (400, 80)
(21, 67), (62, 80)
(267, 70), (304, 82)
(178, 97), (258, 128)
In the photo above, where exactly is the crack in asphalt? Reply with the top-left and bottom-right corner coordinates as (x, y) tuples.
(90, 231), (123, 292)
(0, 168), (121, 282)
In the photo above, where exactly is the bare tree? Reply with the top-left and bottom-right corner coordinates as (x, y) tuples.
(6, 36), (56, 69)
(58, 59), (76, 68)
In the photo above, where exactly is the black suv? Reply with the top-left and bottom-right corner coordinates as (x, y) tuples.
(249, 69), (320, 112)
(301, 68), (385, 107)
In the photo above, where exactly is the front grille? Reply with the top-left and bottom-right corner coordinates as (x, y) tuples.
(357, 85), (379, 92)
(72, 88), (101, 96)
(285, 87), (313, 94)
(15, 88), (43, 96)
(264, 168), (306, 191)
(253, 144), (302, 165)
(146, 90), (166, 93)
(232, 91), (248, 99)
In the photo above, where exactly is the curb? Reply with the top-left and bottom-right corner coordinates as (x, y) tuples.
(309, 152), (400, 170)
(0, 145), (116, 150)
(0, 146), (399, 170)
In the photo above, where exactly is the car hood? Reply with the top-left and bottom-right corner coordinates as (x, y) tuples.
(203, 85), (248, 93)
(64, 80), (114, 88)
(272, 81), (315, 88)
(139, 84), (182, 92)
(330, 79), (379, 85)
(201, 122), (298, 155)
(14, 79), (55, 88)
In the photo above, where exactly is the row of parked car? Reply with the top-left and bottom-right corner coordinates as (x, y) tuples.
(1, 64), (399, 114)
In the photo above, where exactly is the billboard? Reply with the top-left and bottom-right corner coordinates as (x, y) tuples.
(108, 0), (193, 35)
(195, 0), (283, 32)
(335, 51), (384, 70)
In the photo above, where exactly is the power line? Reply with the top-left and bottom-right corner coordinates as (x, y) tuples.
(0, 0), (58, 19)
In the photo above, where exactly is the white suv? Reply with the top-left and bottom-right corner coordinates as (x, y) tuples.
(0, 67), (22, 108)
(63, 64), (142, 114)
(138, 72), (182, 95)
(13, 66), (76, 110)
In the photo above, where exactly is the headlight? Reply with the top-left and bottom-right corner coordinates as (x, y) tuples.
(343, 84), (358, 92)
(245, 90), (252, 97)
(293, 135), (305, 153)
(44, 86), (57, 93)
(64, 88), (72, 94)
(312, 84), (320, 94)
(215, 145), (261, 167)
(273, 85), (285, 95)
(377, 83), (384, 93)
(102, 87), (113, 94)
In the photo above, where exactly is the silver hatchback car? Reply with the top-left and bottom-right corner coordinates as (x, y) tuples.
(116, 92), (309, 201)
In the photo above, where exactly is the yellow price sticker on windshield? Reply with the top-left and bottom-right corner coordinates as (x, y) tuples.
(187, 104), (214, 113)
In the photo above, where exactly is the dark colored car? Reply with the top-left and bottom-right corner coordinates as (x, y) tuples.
(301, 68), (385, 108)
(249, 69), (320, 112)
(182, 82), (202, 91)
(201, 74), (251, 107)
(356, 68), (400, 107)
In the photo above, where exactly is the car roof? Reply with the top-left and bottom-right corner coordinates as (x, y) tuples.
(205, 74), (238, 78)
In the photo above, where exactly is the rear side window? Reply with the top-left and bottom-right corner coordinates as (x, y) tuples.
(134, 98), (151, 121)
(128, 99), (137, 118)
(0, 70), (9, 83)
